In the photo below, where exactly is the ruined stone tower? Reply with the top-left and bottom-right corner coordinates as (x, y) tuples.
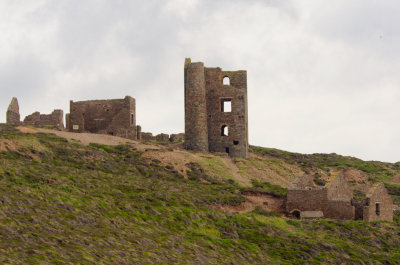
(184, 58), (248, 158)
(6, 97), (20, 125)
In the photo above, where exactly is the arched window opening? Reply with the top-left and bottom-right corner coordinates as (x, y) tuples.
(223, 76), (230, 85)
(221, 125), (229, 136)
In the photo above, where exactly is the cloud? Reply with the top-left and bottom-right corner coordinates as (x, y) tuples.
(1, 0), (400, 162)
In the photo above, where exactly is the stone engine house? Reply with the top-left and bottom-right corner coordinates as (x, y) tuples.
(66, 96), (138, 139)
(184, 58), (248, 158)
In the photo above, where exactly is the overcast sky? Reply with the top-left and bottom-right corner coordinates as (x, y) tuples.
(1, 0), (400, 162)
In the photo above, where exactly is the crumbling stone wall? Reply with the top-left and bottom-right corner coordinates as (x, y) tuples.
(286, 188), (328, 213)
(155, 133), (169, 142)
(140, 132), (184, 143)
(23, 110), (64, 130)
(67, 96), (137, 139)
(6, 97), (20, 125)
(184, 58), (248, 158)
(327, 173), (353, 201)
(286, 174), (355, 220)
(362, 183), (393, 221)
(324, 201), (354, 220)
(170, 133), (184, 143)
(141, 132), (154, 141)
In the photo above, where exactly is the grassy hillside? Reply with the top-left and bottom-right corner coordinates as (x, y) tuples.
(250, 146), (400, 203)
(0, 124), (400, 264)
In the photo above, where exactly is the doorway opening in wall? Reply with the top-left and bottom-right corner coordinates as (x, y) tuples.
(233, 140), (239, 145)
(291, 210), (301, 219)
(223, 76), (230, 85)
(225, 147), (230, 153)
(220, 98), (232, 112)
(375, 202), (380, 216)
(221, 125), (229, 136)
(109, 132), (114, 136)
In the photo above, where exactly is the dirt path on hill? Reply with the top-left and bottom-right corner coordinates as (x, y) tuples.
(213, 193), (286, 215)
(16, 126), (154, 151)
(221, 157), (251, 187)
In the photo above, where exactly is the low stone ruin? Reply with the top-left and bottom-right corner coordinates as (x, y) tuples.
(6, 97), (64, 130)
(23, 110), (64, 130)
(141, 132), (184, 143)
(286, 173), (393, 221)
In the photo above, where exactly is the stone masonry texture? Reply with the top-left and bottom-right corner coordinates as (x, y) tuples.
(6, 97), (20, 125)
(23, 110), (64, 130)
(67, 96), (137, 140)
(184, 58), (248, 158)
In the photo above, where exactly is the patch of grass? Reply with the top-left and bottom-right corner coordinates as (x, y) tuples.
(249, 179), (287, 197)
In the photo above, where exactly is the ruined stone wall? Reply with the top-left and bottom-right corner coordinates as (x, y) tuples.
(6, 97), (20, 125)
(68, 96), (136, 139)
(363, 183), (393, 221)
(352, 199), (368, 220)
(170, 133), (184, 143)
(155, 133), (169, 142)
(184, 58), (248, 158)
(23, 110), (64, 130)
(141, 132), (154, 141)
(325, 201), (355, 220)
(136, 125), (142, 140)
(286, 188), (328, 213)
(327, 174), (353, 201)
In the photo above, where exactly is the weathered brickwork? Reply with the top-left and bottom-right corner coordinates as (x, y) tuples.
(286, 173), (392, 221)
(6, 97), (20, 125)
(67, 96), (137, 139)
(184, 58), (248, 158)
(23, 110), (64, 130)
(362, 183), (393, 221)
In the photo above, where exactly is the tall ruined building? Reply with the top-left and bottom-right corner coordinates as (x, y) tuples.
(6, 97), (20, 125)
(184, 58), (248, 158)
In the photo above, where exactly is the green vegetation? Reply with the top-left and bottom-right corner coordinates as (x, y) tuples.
(0, 125), (399, 264)
(250, 145), (400, 199)
(249, 179), (287, 197)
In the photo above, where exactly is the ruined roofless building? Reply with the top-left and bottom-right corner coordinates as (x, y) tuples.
(184, 58), (248, 158)
(66, 96), (139, 140)
(286, 173), (393, 221)
(6, 97), (20, 125)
